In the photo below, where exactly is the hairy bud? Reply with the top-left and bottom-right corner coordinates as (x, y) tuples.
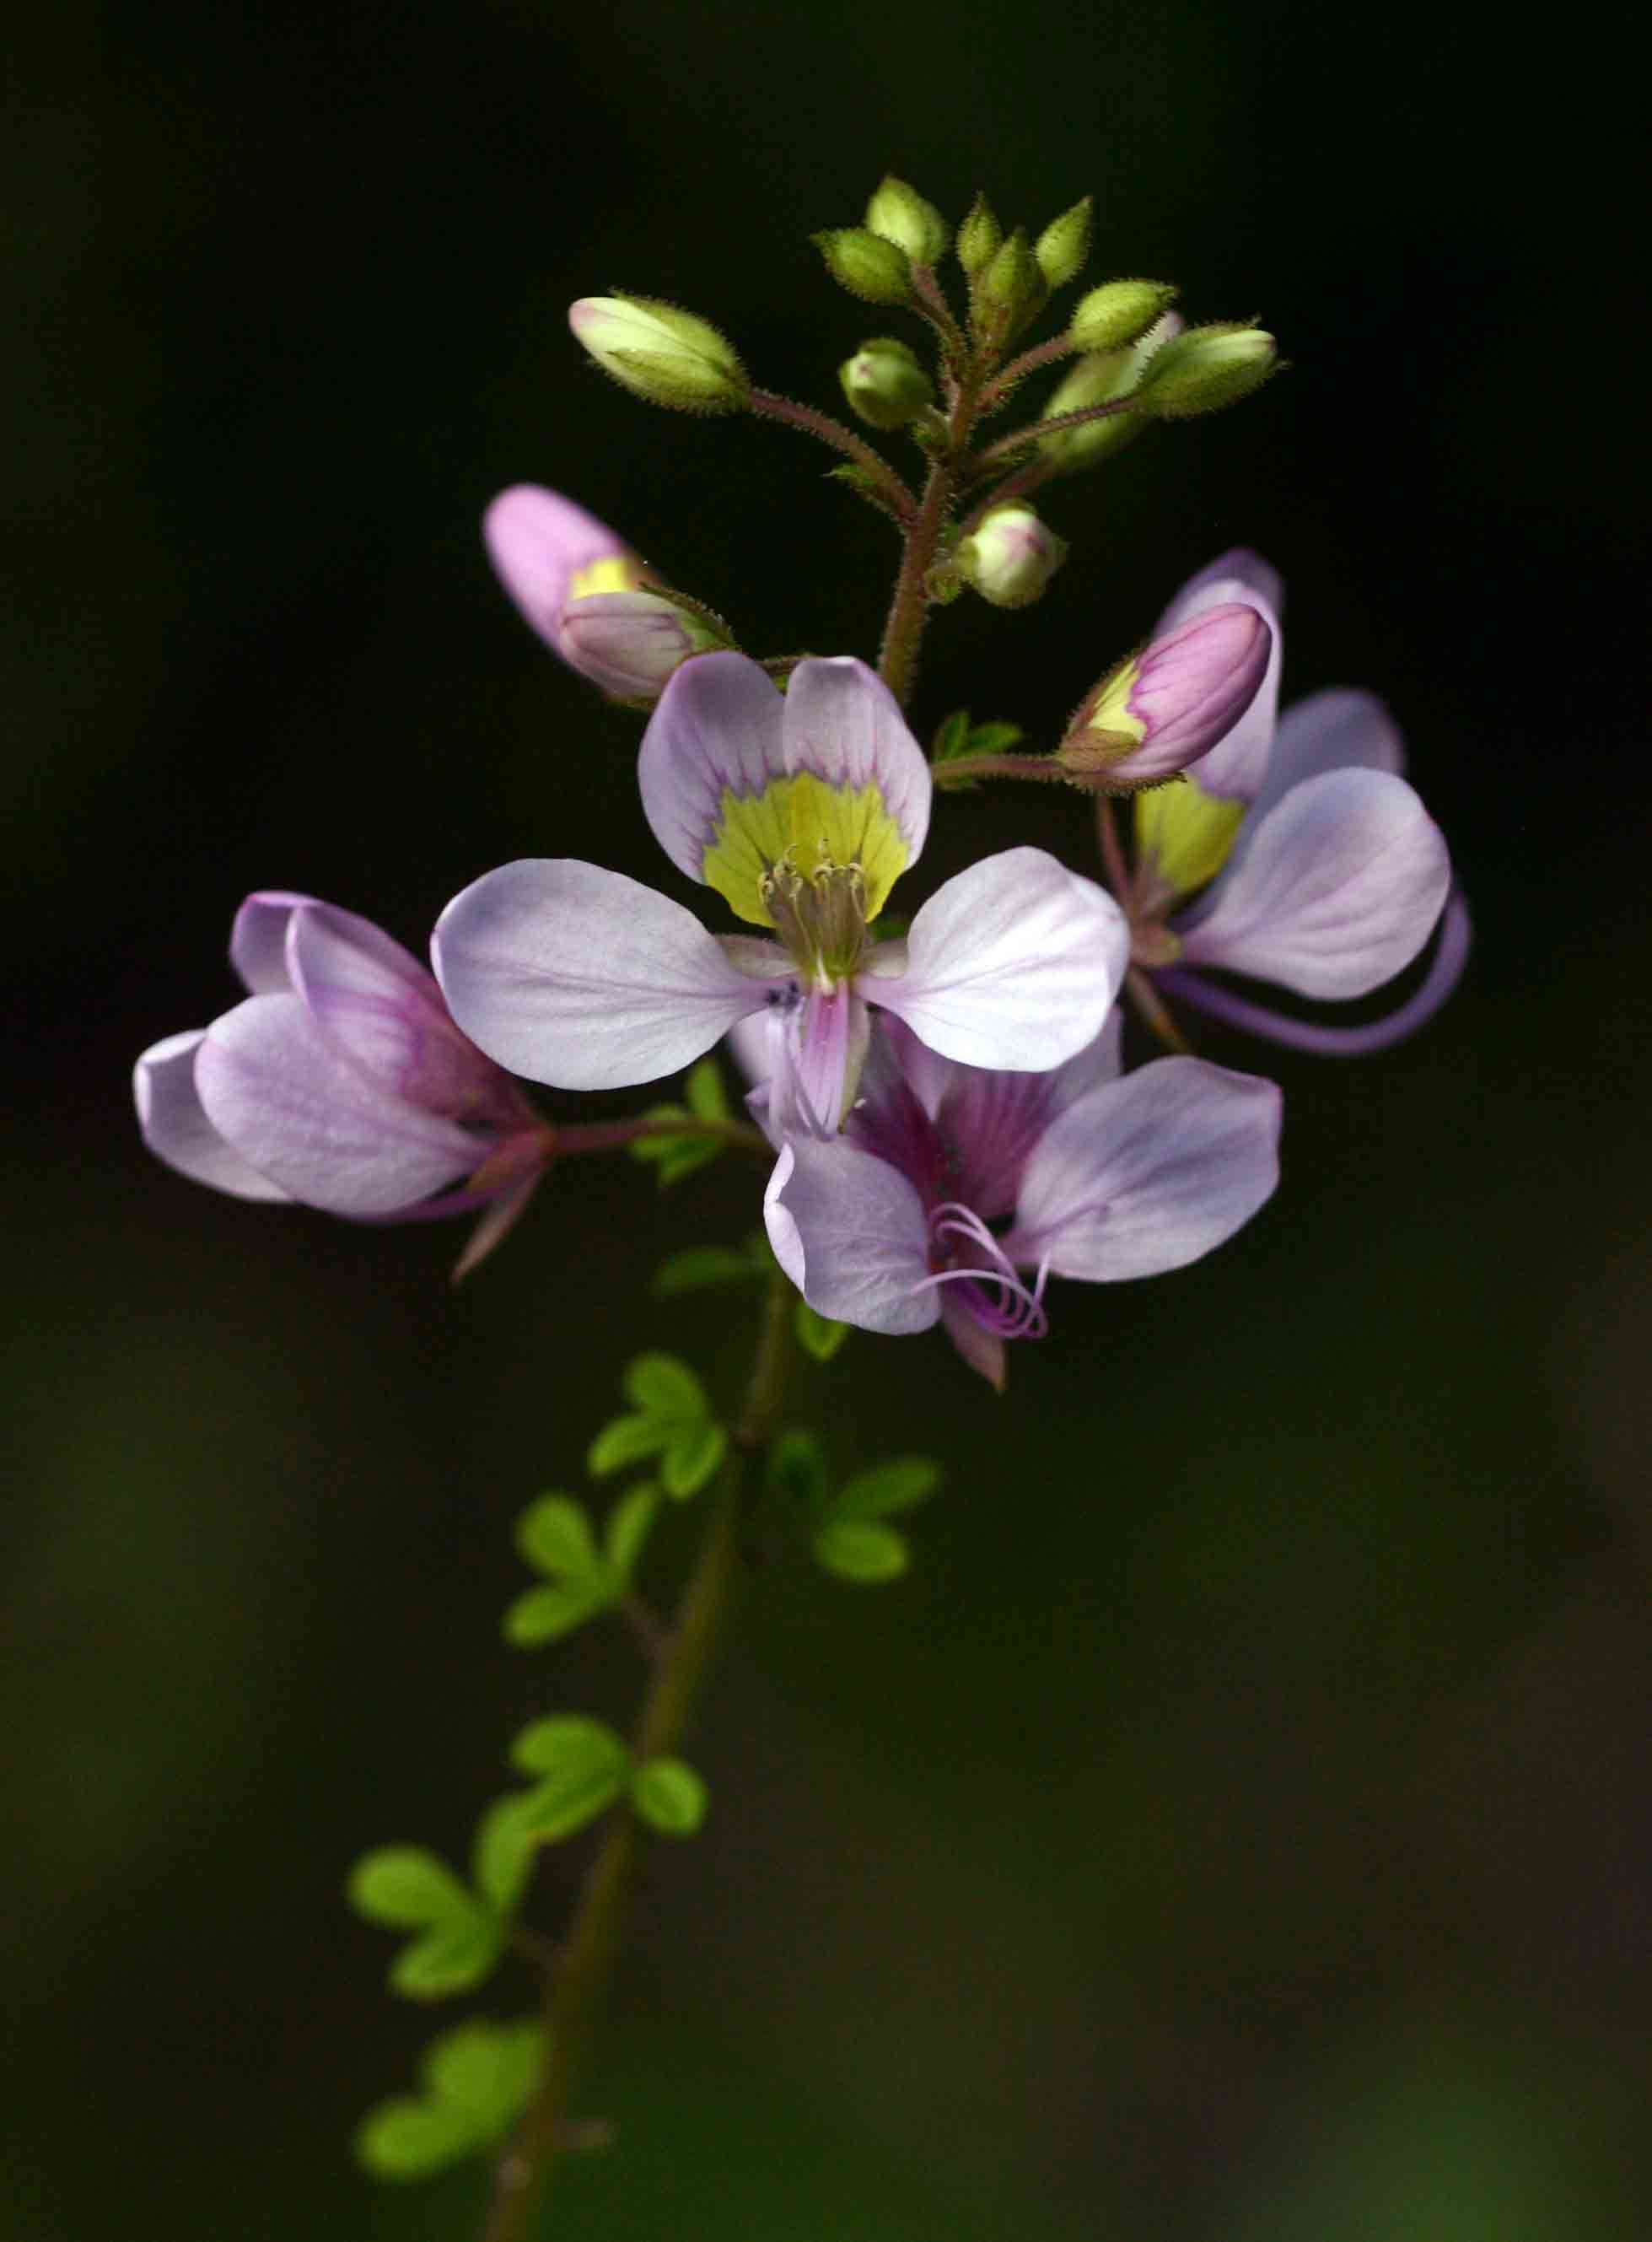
(813, 228), (912, 305)
(1059, 602), (1272, 786)
(956, 504), (1068, 609)
(568, 296), (747, 413)
(838, 337), (935, 429)
(1133, 324), (1278, 418)
(1068, 278), (1178, 354)
(864, 175), (949, 267)
(1039, 315), (1182, 470)
(1034, 197), (1093, 288)
(955, 192), (1002, 278)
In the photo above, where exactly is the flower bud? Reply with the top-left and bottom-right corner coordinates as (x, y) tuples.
(955, 192), (1002, 278)
(1058, 602), (1272, 786)
(1133, 323), (1278, 418)
(956, 504), (1068, 609)
(864, 175), (949, 267)
(559, 590), (732, 701)
(1068, 278), (1178, 353)
(1040, 314), (1181, 470)
(838, 337), (935, 429)
(813, 227), (912, 305)
(568, 295), (746, 413)
(1034, 197), (1093, 288)
(975, 227), (1045, 342)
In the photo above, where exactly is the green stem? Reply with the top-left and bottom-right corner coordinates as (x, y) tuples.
(931, 752), (1071, 789)
(964, 389), (1143, 481)
(482, 1271), (795, 2242)
(746, 390), (917, 523)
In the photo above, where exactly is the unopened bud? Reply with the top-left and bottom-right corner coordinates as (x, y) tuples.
(813, 227), (912, 305)
(956, 504), (1068, 609)
(838, 337), (934, 429)
(864, 175), (949, 267)
(1035, 197), (1093, 288)
(1059, 602), (1272, 785)
(955, 192), (1002, 278)
(560, 590), (732, 702)
(976, 227), (1045, 342)
(1133, 324), (1278, 418)
(1068, 278), (1178, 353)
(1040, 314), (1182, 470)
(568, 296), (746, 413)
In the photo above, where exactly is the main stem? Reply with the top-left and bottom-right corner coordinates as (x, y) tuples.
(483, 1271), (795, 2242)
(876, 357), (987, 709)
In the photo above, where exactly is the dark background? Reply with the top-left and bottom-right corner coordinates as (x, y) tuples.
(8, 1), (1651, 2236)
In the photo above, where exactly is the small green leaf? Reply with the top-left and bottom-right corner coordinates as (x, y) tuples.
(968, 719), (1025, 757)
(509, 1716), (631, 1841)
(932, 709), (971, 762)
(814, 1519), (910, 1582)
(684, 1056), (730, 1121)
(389, 1906), (503, 2000)
(515, 1494), (600, 1581)
(422, 2018), (543, 2130)
(795, 1299), (851, 1361)
(767, 1428), (828, 1510)
(632, 1758), (708, 1837)
(605, 1485), (660, 1577)
(471, 1791), (542, 1913)
(832, 1457), (942, 1519)
(587, 1413), (664, 1477)
(652, 1245), (763, 1296)
(624, 1352), (708, 1416)
(356, 2095), (476, 2180)
(503, 1581), (609, 1647)
(347, 1847), (471, 1930)
(662, 1418), (728, 1500)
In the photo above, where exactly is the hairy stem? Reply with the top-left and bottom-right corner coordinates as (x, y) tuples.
(965, 389), (1143, 481)
(483, 1271), (794, 2242)
(931, 752), (1071, 789)
(876, 461), (953, 708)
(746, 390), (917, 523)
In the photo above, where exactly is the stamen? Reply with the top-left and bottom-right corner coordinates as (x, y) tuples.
(912, 1200), (1050, 1339)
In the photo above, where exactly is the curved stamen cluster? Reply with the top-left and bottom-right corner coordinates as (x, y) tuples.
(758, 853), (869, 986)
(913, 1199), (1050, 1339)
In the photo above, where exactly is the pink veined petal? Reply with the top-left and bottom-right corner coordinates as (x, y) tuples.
(637, 651), (788, 882)
(1004, 1058), (1282, 1282)
(763, 1139), (938, 1335)
(433, 859), (774, 1090)
(1151, 547), (1283, 801)
(288, 905), (508, 1121)
(868, 849), (1127, 1071)
(483, 484), (630, 663)
(133, 1029), (293, 1201)
(1176, 767), (1451, 1000)
(780, 657), (930, 865)
(196, 995), (484, 1216)
(779, 984), (870, 1138)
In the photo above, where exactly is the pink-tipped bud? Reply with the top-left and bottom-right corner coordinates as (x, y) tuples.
(558, 590), (730, 701)
(955, 504), (1068, 609)
(1059, 602), (1271, 786)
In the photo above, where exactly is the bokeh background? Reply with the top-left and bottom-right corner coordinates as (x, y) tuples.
(8, 1), (1650, 2235)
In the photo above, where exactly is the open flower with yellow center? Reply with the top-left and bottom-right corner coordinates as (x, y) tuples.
(434, 653), (1127, 1134)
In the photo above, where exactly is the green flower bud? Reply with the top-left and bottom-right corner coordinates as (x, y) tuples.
(1068, 278), (1178, 354)
(955, 192), (1002, 278)
(1034, 197), (1093, 288)
(976, 227), (1045, 343)
(864, 175), (949, 267)
(955, 503), (1068, 608)
(838, 337), (935, 429)
(1133, 323), (1278, 418)
(568, 295), (747, 413)
(812, 227), (912, 305)
(1040, 315), (1181, 470)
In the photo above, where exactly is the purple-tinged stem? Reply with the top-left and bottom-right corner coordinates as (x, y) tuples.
(978, 332), (1076, 409)
(965, 388), (1143, 481)
(931, 752), (1069, 789)
(746, 390), (916, 523)
(1125, 966), (1192, 1054)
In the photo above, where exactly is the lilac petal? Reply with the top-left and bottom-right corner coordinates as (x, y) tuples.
(196, 995), (483, 1215)
(483, 485), (631, 663)
(452, 1168), (542, 1281)
(1004, 1058), (1281, 1281)
(433, 859), (773, 1090)
(229, 891), (312, 994)
(637, 651), (788, 882)
(288, 906), (507, 1121)
(1152, 548), (1283, 800)
(1159, 887), (1472, 1054)
(134, 1029), (293, 1201)
(779, 983), (870, 1138)
(781, 658), (930, 864)
(1176, 768), (1450, 1000)
(1242, 687), (1406, 835)
(868, 849), (1127, 1071)
(764, 1138), (938, 1334)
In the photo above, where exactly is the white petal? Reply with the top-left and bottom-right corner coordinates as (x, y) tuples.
(763, 1140), (937, 1335)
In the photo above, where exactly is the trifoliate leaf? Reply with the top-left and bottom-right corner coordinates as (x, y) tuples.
(632, 1758), (708, 1837)
(813, 1519), (910, 1582)
(347, 1847), (472, 1930)
(832, 1457), (942, 1519)
(795, 1300), (851, 1361)
(503, 1580), (609, 1648)
(660, 1417), (728, 1500)
(515, 1493), (602, 1581)
(389, 1905), (503, 2000)
(629, 1103), (724, 1188)
(509, 1717), (631, 1841)
(355, 2095), (476, 2180)
(767, 1428), (829, 1510)
(590, 1354), (726, 1497)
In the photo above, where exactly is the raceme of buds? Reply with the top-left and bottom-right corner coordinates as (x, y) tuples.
(1134, 324), (1278, 418)
(955, 191), (1002, 278)
(1034, 197), (1093, 288)
(1039, 315), (1182, 470)
(483, 484), (732, 703)
(838, 337), (935, 429)
(1058, 602), (1273, 787)
(813, 227), (912, 305)
(568, 295), (747, 413)
(956, 504), (1068, 609)
(864, 175), (949, 267)
(1068, 278), (1178, 353)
